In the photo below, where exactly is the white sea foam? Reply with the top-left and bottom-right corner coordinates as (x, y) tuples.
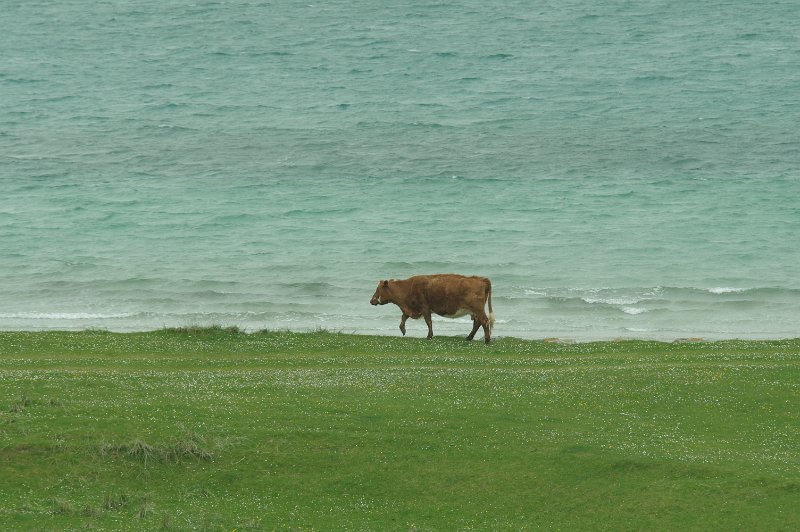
(708, 287), (746, 294)
(0, 312), (135, 320)
(622, 307), (648, 315)
(524, 289), (547, 296)
(583, 296), (643, 305)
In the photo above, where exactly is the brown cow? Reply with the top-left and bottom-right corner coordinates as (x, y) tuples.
(370, 274), (495, 343)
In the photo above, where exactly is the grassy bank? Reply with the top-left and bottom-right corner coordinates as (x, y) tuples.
(1, 329), (799, 529)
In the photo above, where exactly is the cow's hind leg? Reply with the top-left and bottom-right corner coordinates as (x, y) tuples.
(476, 311), (491, 344)
(399, 313), (409, 336)
(466, 318), (481, 341)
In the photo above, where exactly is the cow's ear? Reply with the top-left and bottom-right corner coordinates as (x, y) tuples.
(383, 280), (389, 288)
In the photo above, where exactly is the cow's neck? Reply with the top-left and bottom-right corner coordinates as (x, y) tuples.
(391, 278), (422, 318)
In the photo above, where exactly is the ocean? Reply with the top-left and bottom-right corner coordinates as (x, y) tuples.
(2, 1), (799, 341)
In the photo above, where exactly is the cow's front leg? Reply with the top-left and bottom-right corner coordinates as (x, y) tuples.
(424, 311), (433, 339)
(399, 314), (409, 336)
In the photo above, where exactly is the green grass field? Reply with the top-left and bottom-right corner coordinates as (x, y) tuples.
(1, 328), (799, 530)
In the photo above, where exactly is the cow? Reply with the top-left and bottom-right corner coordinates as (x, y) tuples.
(370, 274), (495, 343)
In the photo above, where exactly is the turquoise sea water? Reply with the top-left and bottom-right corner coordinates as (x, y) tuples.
(2, 1), (799, 340)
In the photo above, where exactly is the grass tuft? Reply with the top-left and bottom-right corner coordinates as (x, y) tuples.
(137, 500), (155, 519)
(9, 394), (34, 413)
(82, 504), (101, 517)
(172, 435), (213, 461)
(99, 432), (215, 465)
(159, 513), (175, 530)
(310, 326), (346, 334)
(103, 492), (129, 511)
(52, 497), (75, 515)
(162, 325), (244, 336)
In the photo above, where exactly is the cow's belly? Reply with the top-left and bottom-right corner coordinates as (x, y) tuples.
(441, 308), (471, 319)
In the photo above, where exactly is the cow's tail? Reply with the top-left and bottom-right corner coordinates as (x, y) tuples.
(486, 278), (495, 332)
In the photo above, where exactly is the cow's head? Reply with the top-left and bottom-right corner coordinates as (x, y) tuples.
(370, 280), (391, 305)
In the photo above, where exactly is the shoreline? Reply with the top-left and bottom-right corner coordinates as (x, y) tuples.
(1, 326), (798, 347)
